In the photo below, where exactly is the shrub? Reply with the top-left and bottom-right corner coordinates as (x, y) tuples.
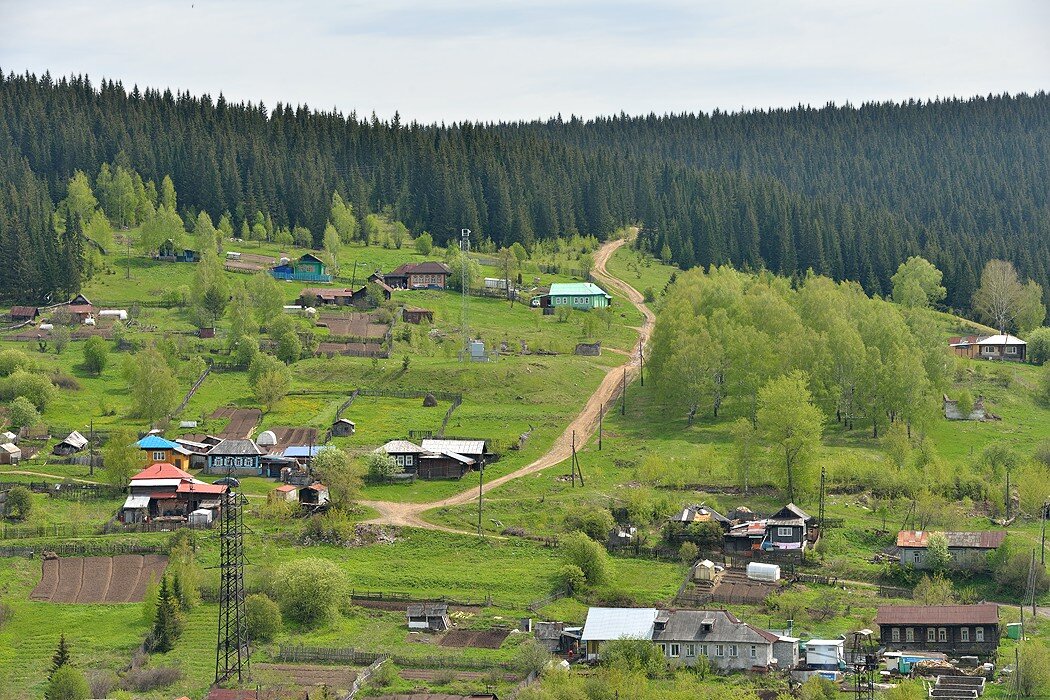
(513, 638), (552, 676)
(7, 395), (39, 429)
(679, 541), (699, 565)
(245, 593), (282, 641)
(45, 665), (89, 700)
(1, 369), (56, 409)
(273, 558), (345, 626)
(82, 336), (109, 375)
(561, 531), (611, 587)
(369, 661), (399, 688)
(414, 232), (433, 256)
(4, 486), (32, 520)
(118, 666), (182, 692)
(0, 348), (34, 376)
(558, 564), (586, 594)
(365, 452), (404, 483)
(600, 638), (666, 678)
(800, 675), (838, 700)
(562, 508), (614, 541)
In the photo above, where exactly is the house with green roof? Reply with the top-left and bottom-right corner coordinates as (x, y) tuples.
(542, 282), (612, 310)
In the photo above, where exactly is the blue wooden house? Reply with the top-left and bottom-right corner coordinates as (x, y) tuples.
(270, 253), (331, 282)
(156, 239), (199, 263)
(205, 438), (264, 475)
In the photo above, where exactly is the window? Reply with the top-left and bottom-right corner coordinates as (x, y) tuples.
(927, 628), (936, 642)
(778, 527), (794, 538)
(938, 628), (948, 642)
(891, 628), (900, 642)
(1006, 346), (1017, 354)
(715, 644), (724, 657)
(658, 643), (666, 655)
(669, 644), (680, 658)
(906, 628), (915, 642)
(729, 644), (737, 657)
(750, 645), (757, 659)
(961, 628), (969, 642)
(686, 644), (695, 657)
(700, 644), (708, 657)
(976, 627), (985, 642)
(152, 451), (165, 460)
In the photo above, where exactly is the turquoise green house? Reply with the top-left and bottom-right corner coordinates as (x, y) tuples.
(545, 282), (611, 310)
(270, 253), (331, 282)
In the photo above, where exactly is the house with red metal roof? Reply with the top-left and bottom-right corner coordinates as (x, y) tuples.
(121, 462), (226, 524)
(875, 604), (1000, 657)
(896, 530), (1006, 570)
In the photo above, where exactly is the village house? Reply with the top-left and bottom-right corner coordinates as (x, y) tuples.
(270, 253), (331, 282)
(723, 503), (813, 553)
(581, 607), (658, 659)
(875, 604), (1000, 657)
(382, 261), (452, 289)
(0, 442), (21, 464)
(331, 418), (355, 437)
(533, 621), (581, 654)
(9, 306), (39, 322)
(136, 434), (193, 471)
(156, 239), (199, 262)
(406, 603), (451, 632)
(121, 462), (226, 524)
(538, 282), (612, 310)
(948, 334), (1027, 362)
(282, 445), (321, 466)
(376, 439), (478, 479)
(672, 504), (731, 530)
(401, 307), (434, 324)
(298, 287), (356, 307)
(896, 530), (1006, 570)
(52, 430), (88, 456)
(204, 439), (264, 476)
(652, 609), (780, 671)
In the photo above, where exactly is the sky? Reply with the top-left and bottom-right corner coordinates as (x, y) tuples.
(1, 0), (1047, 123)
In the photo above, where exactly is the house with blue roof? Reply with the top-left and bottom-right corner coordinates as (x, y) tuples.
(540, 282), (612, 310)
(136, 434), (192, 471)
(282, 445), (322, 465)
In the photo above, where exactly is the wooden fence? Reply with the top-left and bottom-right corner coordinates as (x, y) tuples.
(346, 656), (389, 699)
(0, 540), (167, 558)
(1, 517), (208, 540)
(349, 589), (491, 608)
(174, 365), (212, 416)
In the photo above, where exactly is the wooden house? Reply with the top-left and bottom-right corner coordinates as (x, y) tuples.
(270, 253), (332, 282)
(383, 262), (452, 289)
(401, 307), (434, 324)
(896, 530), (1005, 570)
(875, 604), (1000, 658)
(0, 442), (21, 464)
(652, 609), (779, 671)
(156, 239), (199, 262)
(765, 503), (812, 550)
(9, 306), (39, 322)
(52, 430), (88, 456)
(948, 335), (982, 359)
(298, 288), (356, 307)
(542, 283), (611, 310)
(376, 439), (477, 479)
(204, 439), (264, 475)
(121, 462), (226, 524)
(136, 434), (192, 471)
(331, 418), (356, 437)
(377, 440), (426, 473)
(350, 281), (392, 309)
(406, 603), (450, 632)
(976, 334), (1026, 362)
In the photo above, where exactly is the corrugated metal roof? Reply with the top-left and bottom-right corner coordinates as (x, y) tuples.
(581, 607), (658, 642)
(60, 431), (89, 449)
(123, 495), (151, 509)
(208, 439), (263, 455)
(421, 439), (485, 456)
(977, 334), (1026, 346)
(131, 462), (195, 481)
(653, 610), (776, 645)
(875, 604), (999, 626)
(282, 445), (322, 458)
(896, 530), (1006, 549)
(379, 440), (424, 454)
(549, 282), (610, 298)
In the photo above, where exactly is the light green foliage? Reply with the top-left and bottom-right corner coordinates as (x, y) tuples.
(513, 638), (552, 677)
(891, 256), (946, 309)
(883, 422), (912, 469)
(139, 205), (185, 255)
(226, 283), (257, 348)
(558, 564), (586, 594)
(1, 369), (56, 410)
(0, 349), (34, 376)
(757, 371), (825, 502)
(159, 175), (177, 211)
(365, 452), (403, 483)
(973, 259), (1043, 333)
(323, 223), (341, 276)
(924, 532), (951, 572)
(275, 330), (302, 364)
(247, 272), (283, 326)
(991, 538), (1050, 595)
(561, 531), (611, 587)
(192, 242), (229, 326)
(799, 675), (837, 700)
(56, 170), (99, 234)
(51, 326), (71, 354)
(233, 335), (260, 369)
(730, 417), (760, 492)
(600, 637), (666, 678)
(362, 213), (383, 246)
(45, 664), (89, 700)
(194, 211), (219, 254)
(390, 221), (408, 249)
(913, 573), (957, 605)
(141, 576), (160, 626)
(955, 389), (975, 419)
(245, 593), (282, 641)
(330, 192), (358, 242)
(82, 335), (109, 375)
(253, 365), (290, 412)
(83, 212), (113, 251)
(1017, 640), (1050, 698)
(102, 427), (141, 488)
(679, 541), (699, 565)
(445, 246), (482, 291)
(312, 446), (362, 508)
(127, 347), (179, 424)
(1017, 280), (1046, 336)
(4, 485), (32, 520)
(563, 508), (615, 541)
(414, 231), (433, 256)
(273, 558), (346, 626)
(7, 395), (39, 429)
(1027, 327), (1050, 365)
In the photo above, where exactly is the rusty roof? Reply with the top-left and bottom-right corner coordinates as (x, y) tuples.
(896, 530), (1006, 549)
(875, 604), (999, 626)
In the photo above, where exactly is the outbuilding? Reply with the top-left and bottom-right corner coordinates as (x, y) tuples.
(270, 484), (298, 503)
(406, 603), (451, 632)
(53, 431), (89, 456)
(331, 418), (356, 437)
(0, 442), (21, 464)
(805, 639), (845, 671)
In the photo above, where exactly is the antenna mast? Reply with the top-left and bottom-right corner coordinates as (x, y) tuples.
(460, 228), (471, 361)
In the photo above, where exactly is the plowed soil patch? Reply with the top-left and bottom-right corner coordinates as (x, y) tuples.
(437, 629), (510, 649)
(31, 555), (168, 603)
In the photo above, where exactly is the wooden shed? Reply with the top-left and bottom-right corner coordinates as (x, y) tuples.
(331, 418), (356, 437)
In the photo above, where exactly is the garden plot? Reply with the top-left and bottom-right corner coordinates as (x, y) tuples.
(30, 554), (168, 603)
(209, 406), (263, 438)
(317, 313), (390, 338)
(437, 628), (511, 649)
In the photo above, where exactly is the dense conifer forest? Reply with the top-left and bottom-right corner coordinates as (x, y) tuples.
(0, 70), (1046, 308)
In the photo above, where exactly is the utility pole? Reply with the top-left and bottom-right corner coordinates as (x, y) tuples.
(570, 431), (576, 487)
(476, 457), (484, 537)
(1042, 502), (1047, 565)
(639, 344), (644, 387)
(126, 234), (131, 280)
(88, 420), (94, 477)
(1006, 466), (1012, 521)
(350, 260), (358, 288)
(598, 403), (603, 451)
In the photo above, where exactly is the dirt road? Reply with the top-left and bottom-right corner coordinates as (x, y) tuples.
(359, 235), (654, 532)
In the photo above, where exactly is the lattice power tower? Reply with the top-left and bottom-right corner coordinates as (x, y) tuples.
(214, 487), (250, 685)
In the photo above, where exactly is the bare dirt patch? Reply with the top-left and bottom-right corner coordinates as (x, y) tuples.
(317, 313), (390, 338)
(210, 407), (263, 438)
(254, 663), (357, 692)
(437, 628), (511, 649)
(31, 554), (168, 603)
(270, 426), (319, 452)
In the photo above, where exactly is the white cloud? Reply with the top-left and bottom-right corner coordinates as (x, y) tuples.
(0, 0), (1046, 122)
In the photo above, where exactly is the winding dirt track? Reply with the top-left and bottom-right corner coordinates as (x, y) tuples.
(359, 236), (654, 533)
